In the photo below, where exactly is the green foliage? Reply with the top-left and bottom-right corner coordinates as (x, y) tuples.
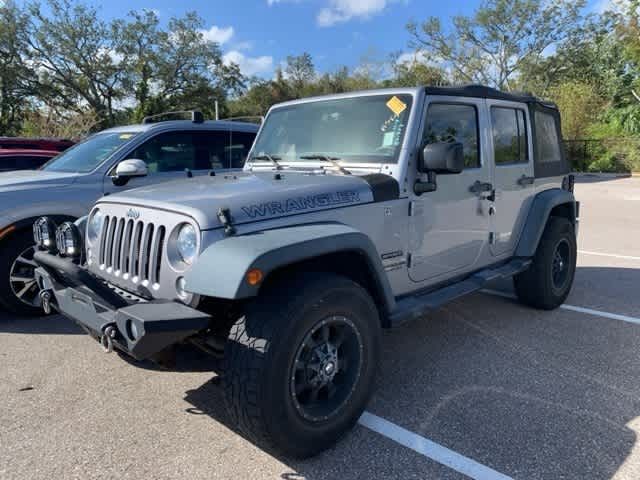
(407, 0), (585, 90)
(547, 81), (604, 140)
(0, 1), (32, 135)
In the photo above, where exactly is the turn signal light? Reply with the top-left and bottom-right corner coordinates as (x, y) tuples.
(246, 269), (264, 286)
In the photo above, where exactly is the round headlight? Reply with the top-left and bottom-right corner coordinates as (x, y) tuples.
(176, 224), (197, 265)
(87, 209), (104, 244)
(56, 222), (82, 258)
(33, 217), (57, 251)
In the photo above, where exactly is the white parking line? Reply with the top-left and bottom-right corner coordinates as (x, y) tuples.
(359, 412), (513, 480)
(482, 289), (640, 326)
(559, 304), (640, 326)
(578, 250), (640, 261)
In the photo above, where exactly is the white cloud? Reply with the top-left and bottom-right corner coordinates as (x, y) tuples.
(396, 50), (429, 66)
(317, 0), (394, 27)
(223, 50), (274, 76)
(592, 0), (633, 13)
(232, 41), (253, 51)
(267, 0), (301, 5)
(200, 25), (235, 45)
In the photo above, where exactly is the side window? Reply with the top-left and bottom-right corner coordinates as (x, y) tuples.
(18, 156), (49, 169)
(491, 107), (528, 165)
(194, 131), (227, 170)
(534, 111), (562, 164)
(194, 130), (256, 170)
(132, 132), (197, 173)
(1, 156), (19, 170)
(424, 104), (480, 169)
(228, 131), (256, 169)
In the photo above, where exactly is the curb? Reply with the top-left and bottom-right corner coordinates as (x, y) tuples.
(573, 172), (639, 178)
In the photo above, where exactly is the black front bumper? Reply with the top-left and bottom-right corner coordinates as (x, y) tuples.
(34, 251), (212, 360)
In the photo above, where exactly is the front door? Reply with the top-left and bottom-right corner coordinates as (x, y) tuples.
(487, 101), (535, 257)
(408, 97), (492, 283)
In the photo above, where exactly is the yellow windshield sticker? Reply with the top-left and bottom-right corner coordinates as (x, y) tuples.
(119, 134), (133, 140)
(386, 96), (407, 116)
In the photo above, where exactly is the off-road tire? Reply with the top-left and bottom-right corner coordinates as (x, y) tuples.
(514, 216), (576, 310)
(0, 229), (43, 316)
(223, 272), (381, 458)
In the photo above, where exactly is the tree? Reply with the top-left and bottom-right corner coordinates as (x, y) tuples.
(548, 80), (603, 140)
(118, 10), (245, 121)
(407, 0), (586, 90)
(285, 53), (315, 96)
(0, 1), (34, 135)
(115, 9), (161, 121)
(25, 0), (128, 127)
(386, 51), (448, 88)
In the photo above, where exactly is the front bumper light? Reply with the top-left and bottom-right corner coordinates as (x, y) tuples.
(56, 222), (82, 258)
(176, 224), (197, 265)
(33, 217), (57, 252)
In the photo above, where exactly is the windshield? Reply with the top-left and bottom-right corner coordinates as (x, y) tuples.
(42, 132), (139, 173)
(251, 94), (413, 165)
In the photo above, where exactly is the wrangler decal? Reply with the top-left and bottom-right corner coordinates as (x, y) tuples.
(241, 191), (361, 218)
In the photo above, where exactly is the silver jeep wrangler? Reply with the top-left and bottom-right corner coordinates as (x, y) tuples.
(32, 85), (579, 458)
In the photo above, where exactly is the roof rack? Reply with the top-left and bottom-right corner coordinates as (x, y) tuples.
(219, 115), (264, 125)
(142, 110), (205, 125)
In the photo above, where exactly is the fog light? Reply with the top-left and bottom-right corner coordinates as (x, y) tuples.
(55, 222), (82, 257)
(33, 217), (57, 251)
(126, 319), (139, 341)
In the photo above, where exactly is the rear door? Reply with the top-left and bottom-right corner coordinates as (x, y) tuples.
(487, 101), (535, 257)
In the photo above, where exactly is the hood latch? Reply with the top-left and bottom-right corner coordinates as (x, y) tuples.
(217, 207), (236, 236)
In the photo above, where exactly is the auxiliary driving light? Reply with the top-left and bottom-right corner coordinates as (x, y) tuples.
(33, 217), (57, 251)
(55, 222), (82, 258)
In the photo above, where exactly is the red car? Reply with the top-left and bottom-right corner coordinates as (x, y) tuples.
(0, 149), (60, 172)
(0, 137), (74, 152)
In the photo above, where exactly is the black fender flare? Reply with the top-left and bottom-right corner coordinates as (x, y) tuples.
(185, 223), (396, 313)
(515, 188), (577, 258)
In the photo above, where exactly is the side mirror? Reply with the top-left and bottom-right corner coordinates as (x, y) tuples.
(112, 159), (148, 185)
(419, 142), (464, 174)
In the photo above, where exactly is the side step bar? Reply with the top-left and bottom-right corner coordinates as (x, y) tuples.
(388, 258), (531, 327)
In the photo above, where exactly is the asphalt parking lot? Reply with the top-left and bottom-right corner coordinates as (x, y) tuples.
(2, 175), (640, 480)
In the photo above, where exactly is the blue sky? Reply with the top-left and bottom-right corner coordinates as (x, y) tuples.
(82, 0), (609, 78)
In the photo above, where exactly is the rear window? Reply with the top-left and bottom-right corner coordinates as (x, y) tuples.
(534, 111), (562, 164)
(491, 107), (528, 165)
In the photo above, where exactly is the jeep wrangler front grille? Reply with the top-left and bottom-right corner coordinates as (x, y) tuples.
(98, 215), (166, 286)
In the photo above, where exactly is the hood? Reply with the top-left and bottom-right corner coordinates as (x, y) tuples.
(0, 170), (79, 192)
(98, 171), (392, 230)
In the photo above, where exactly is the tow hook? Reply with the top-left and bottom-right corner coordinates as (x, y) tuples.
(40, 290), (53, 314)
(100, 326), (117, 353)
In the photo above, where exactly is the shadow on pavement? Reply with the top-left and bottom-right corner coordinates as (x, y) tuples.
(182, 264), (640, 479)
(0, 311), (82, 335)
(574, 174), (633, 184)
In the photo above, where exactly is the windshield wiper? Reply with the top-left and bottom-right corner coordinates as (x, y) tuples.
(251, 154), (283, 170)
(300, 154), (351, 175)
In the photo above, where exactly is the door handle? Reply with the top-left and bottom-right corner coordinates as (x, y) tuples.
(469, 181), (493, 194)
(517, 175), (535, 186)
(469, 181), (495, 201)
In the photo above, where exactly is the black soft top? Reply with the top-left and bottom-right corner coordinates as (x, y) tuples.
(424, 84), (558, 109)
(424, 84), (568, 178)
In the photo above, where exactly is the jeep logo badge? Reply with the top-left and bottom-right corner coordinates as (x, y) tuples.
(126, 208), (141, 220)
